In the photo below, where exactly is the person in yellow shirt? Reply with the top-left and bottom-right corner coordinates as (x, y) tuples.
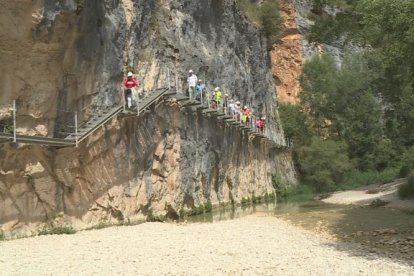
(214, 87), (222, 110)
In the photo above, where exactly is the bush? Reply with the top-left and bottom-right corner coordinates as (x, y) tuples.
(399, 165), (412, 178)
(278, 184), (315, 202)
(38, 226), (76, 236)
(204, 200), (212, 213)
(399, 146), (414, 177)
(398, 174), (414, 199)
(0, 232), (5, 241)
(336, 167), (399, 190)
(146, 209), (166, 222)
(241, 197), (251, 206)
(272, 174), (291, 196)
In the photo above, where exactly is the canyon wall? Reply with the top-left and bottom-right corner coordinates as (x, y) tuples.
(0, 0), (295, 234)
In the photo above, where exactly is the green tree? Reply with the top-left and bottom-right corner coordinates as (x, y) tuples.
(300, 54), (337, 135)
(278, 103), (313, 147)
(308, 0), (414, 148)
(298, 137), (352, 191)
(332, 54), (384, 169)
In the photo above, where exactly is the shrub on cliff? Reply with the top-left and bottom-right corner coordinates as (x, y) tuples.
(237, 0), (283, 47)
(258, 1), (283, 47)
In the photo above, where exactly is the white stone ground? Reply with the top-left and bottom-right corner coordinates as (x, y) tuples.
(1, 214), (413, 276)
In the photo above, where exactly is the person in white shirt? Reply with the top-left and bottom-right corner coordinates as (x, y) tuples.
(187, 69), (198, 99)
(229, 99), (235, 116)
(234, 101), (241, 121)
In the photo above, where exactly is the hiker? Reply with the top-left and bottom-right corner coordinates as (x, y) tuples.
(187, 70), (198, 99)
(211, 92), (217, 109)
(195, 79), (206, 102)
(242, 106), (250, 126)
(123, 72), (139, 108)
(223, 94), (229, 114)
(256, 117), (265, 134)
(214, 87), (222, 110)
(229, 99), (235, 116)
(234, 101), (241, 121)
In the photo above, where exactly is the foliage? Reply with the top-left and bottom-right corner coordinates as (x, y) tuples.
(0, 232), (5, 241)
(258, 1), (283, 47)
(264, 192), (276, 202)
(336, 167), (399, 191)
(286, 0), (414, 193)
(179, 201), (214, 218)
(251, 194), (262, 204)
(307, 0), (414, 149)
(277, 184), (315, 202)
(278, 103), (313, 147)
(241, 197), (251, 206)
(399, 146), (414, 177)
(38, 226), (76, 236)
(271, 174), (292, 195)
(204, 200), (213, 213)
(300, 53), (394, 171)
(146, 209), (166, 222)
(298, 137), (352, 191)
(398, 174), (414, 199)
(300, 54), (337, 135)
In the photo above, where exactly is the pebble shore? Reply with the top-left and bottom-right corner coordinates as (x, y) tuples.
(1, 214), (413, 275)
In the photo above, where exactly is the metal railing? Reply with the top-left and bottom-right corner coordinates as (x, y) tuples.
(0, 68), (292, 150)
(179, 89), (287, 148)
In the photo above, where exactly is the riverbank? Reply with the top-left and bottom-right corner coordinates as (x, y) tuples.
(322, 178), (414, 212)
(1, 214), (413, 275)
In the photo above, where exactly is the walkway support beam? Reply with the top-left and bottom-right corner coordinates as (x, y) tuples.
(75, 112), (78, 147)
(13, 100), (16, 143)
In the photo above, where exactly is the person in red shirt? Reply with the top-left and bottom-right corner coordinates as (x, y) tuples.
(123, 72), (139, 108)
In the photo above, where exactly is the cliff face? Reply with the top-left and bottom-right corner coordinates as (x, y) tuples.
(0, 0), (295, 234)
(271, 0), (352, 104)
(295, 0), (348, 64)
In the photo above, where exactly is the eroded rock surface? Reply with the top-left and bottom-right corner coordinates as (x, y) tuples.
(272, 0), (304, 104)
(0, 0), (295, 234)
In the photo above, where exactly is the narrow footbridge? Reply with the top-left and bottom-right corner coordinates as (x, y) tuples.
(0, 88), (288, 149)
(0, 87), (172, 147)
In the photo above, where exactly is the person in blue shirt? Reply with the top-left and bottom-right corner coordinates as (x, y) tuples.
(195, 79), (206, 102)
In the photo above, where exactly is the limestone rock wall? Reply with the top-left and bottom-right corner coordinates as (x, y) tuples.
(0, 0), (296, 234)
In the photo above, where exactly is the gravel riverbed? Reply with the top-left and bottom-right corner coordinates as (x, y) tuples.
(1, 214), (413, 275)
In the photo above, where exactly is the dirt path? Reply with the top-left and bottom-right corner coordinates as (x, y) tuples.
(1, 214), (413, 275)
